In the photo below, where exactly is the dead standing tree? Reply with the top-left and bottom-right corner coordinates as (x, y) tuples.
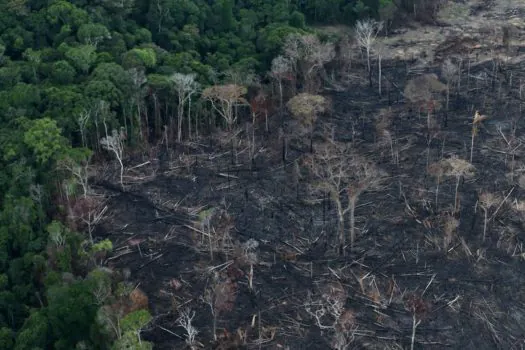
(170, 72), (199, 142)
(304, 141), (384, 253)
(445, 156), (475, 213)
(100, 128), (126, 189)
(202, 84), (248, 131)
(355, 19), (383, 87)
(441, 58), (458, 111)
(404, 73), (447, 130)
(286, 93), (329, 152)
(270, 55), (293, 115)
(283, 34), (335, 93)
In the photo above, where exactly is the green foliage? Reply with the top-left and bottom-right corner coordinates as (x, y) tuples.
(14, 311), (49, 349)
(50, 60), (76, 84)
(91, 239), (113, 254)
(120, 309), (152, 333)
(23, 118), (67, 164)
(122, 48), (157, 69)
(77, 23), (111, 46)
(65, 45), (97, 74)
(46, 280), (98, 349)
(112, 332), (153, 350)
(0, 327), (14, 349)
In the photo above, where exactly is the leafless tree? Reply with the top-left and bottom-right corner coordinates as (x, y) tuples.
(470, 111), (488, 163)
(441, 58), (458, 111)
(284, 34), (335, 92)
(177, 308), (199, 349)
(203, 272), (237, 341)
(170, 73), (200, 141)
(478, 192), (500, 242)
(304, 141), (384, 252)
(444, 156), (475, 213)
(404, 74), (447, 129)
(304, 282), (356, 348)
(355, 19), (383, 86)
(58, 151), (92, 198)
(202, 84), (248, 130)
(270, 55), (292, 112)
(375, 41), (387, 96)
(100, 128), (126, 188)
(428, 161), (445, 210)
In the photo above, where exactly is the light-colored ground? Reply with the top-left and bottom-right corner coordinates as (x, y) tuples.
(379, 0), (525, 63)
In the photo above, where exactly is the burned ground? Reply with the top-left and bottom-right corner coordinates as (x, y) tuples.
(91, 2), (525, 349)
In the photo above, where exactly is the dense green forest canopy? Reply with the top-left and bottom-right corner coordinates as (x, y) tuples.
(0, 0), (433, 348)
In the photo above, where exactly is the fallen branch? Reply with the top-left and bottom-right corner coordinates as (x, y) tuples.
(489, 187), (514, 222)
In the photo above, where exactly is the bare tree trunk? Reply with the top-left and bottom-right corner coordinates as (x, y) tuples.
(349, 198), (357, 249)
(177, 98), (183, 142)
(188, 95), (192, 140)
(435, 176), (440, 210)
(378, 54), (382, 96)
(446, 83), (450, 111)
(470, 132), (475, 163)
(454, 176), (461, 212)
(482, 208), (487, 241)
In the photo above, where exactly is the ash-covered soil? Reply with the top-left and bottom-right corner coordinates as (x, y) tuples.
(92, 2), (525, 349)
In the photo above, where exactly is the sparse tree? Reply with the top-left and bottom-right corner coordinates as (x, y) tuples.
(404, 74), (447, 129)
(78, 108), (90, 148)
(170, 73), (199, 142)
(128, 68), (148, 140)
(58, 148), (93, 198)
(375, 41), (387, 96)
(202, 84), (248, 130)
(355, 19), (383, 87)
(177, 308), (199, 349)
(304, 141), (384, 252)
(478, 192), (500, 242)
(203, 273), (237, 341)
(444, 156), (475, 213)
(470, 110), (488, 163)
(100, 128), (126, 188)
(284, 34), (335, 92)
(428, 161), (445, 210)
(270, 55), (292, 113)
(286, 93), (329, 151)
(441, 58), (458, 111)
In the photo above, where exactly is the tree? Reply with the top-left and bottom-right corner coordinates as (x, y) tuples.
(270, 55), (292, 114)
(170, 72), (199, 141)
(57, 147), (92, 198)
(77, 23), (111, 47)
(375, 41), (387, 96)
(202, 84), (247, 130)
(404, 74), (447, 129)
(50, 60), (76, 84)
(286, 93), (329, 151)
(100, 128), (125, 188)
(23, 118), (67, 165)
(283, 34), (335, 92)
(441, 58), (458, 111)
(444, 156), (475, 213)
(65, 45), (96, 74)
(478, 192), (500, 242)
(470, 110), (488, 163)
(304, 141), (384, 252)
(355, 19), (383, 87)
